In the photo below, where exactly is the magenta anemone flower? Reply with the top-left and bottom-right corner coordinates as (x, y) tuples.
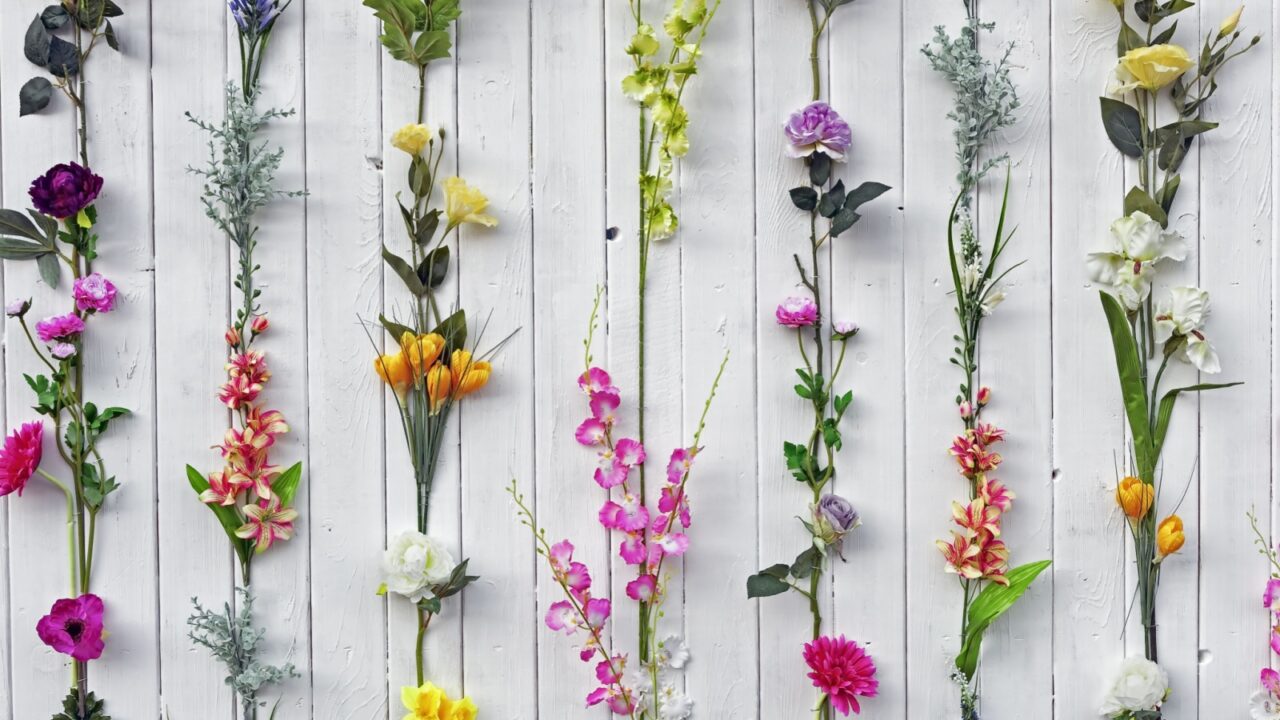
(0, 421), (44, 497)
(29, 162), (103, 219)
(35, 313), (85, 344)
(804, 634), (878, 716)
(36, 594), (105, 662)
(72, 273), (118, 314)
(776, 296), (818, 328)
(784, 102), (853, 160)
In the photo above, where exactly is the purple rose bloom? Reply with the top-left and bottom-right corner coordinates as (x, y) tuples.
(784, 101), (853, 160)
(73, 273), (118, 314)
(29, 163), (103, 220)
(813, 493), (860, 559)
(776, 296), (818, 328)
(35, 313), (85, 344)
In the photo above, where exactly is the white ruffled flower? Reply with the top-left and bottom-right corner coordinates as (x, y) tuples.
(655, 634), (690, 670)
(1253, 689), (1280, 720)
(1086, 212), (1188, 311)
(1154, 286), (1221, 374)
(1100, 657), (1169, 717)
(657, 684), (693, 720)
(381, 530), (455, 602)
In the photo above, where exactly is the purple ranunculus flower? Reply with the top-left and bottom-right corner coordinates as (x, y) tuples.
(50, 343), (77, 360)
(833, 321), (859, 340)
(35, 313), (85, 344)
(73, 273), (118, 314)
(5, 298), (30, 318)
(28, 163), (103, 220)
(784, 101), (853, 161)
(776, 296), (818, 328)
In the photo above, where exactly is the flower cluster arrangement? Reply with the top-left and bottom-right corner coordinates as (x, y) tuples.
(510, 290), (727, 718)
(1249, 510), (1280, 719)
(923, 4), (1050, 719)
(400, 682), (477, 720)
(1088, 4), (1259, 714)
(182, 2), (303, 717)
(364, 0), (499, 701)
(0, 5), (129, 717)
(744, 2), (887, 717)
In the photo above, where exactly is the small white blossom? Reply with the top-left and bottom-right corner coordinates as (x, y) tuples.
(1253, 689), (1280, 720)
(980, 286), (1007, 316)
(655, 634), (690, 670)
(657, 684), (693, 720)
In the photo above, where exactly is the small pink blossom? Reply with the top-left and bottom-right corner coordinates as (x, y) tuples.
(0, 421), (43, 497)
(619, 534), (646, 565)
(549, 540), (575, 574)
(565, 562), (592, 601)
(1266, 578), (1280, 612)
(50, 342), (77, 360)
(219, 374), (264, 409)
(5, 298), (30, 318)
(575, 418), (607, 446)
(72, 273), (117, 314)
(35, 313), (85, 343)
(667, 447), (695, 484)
(225, 326), (241, 346)
(199, 469), (240, 506)
(594, 456), (629, 489)
(599, 496), (649, 533)
(776, 296), (818, 328)
(614, 438), (646, 467)
(658, 485), (691, 529)
(584, 598), (611, 628)
(227, 350), (271, 384)
(250, 315), (269, 334)
(595, 655), (625, 684)
(958, 401), (973, 419)
(590, 391), (620, 425)
(976, 386), (992, 406)
(234, 495), (297, 553)
(1263, 668), (1280, 696)
(626, 574), (657, 602)
(546, 600), (578, 633)
(579, 367), (617, 395)
(978, 478), (1015, 513)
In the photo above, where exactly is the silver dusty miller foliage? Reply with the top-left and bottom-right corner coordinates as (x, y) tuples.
(188, 588), (297, 717)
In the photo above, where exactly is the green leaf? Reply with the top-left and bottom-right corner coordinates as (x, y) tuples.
(433, 309), (468, 355)
(1152, 382), (1241, 459)
(0, 237), (51, 260)
(1118, 20), (1145, 55)
(843, 181), (891, 213)
(760, 563), (790, 578)
(1154, 120), (1217, 173)
(1100, 97), (1144, 158)
(955, 559), (1051, 679)
(274, 462), (304, 507)
(1123, 186), (1168, 228)
(1151, 20), (1178, 45)
(379, 314), (414, 342)
(791, 545), (821, 579)
(0, 208), (50, 244)
(412, 29), (453, 64)
(1099, 292), (1155, 478)
(382, 245), (426, 296)
(808, 153), (831, 186)
(36, 252), (60, 287)
(47, 36), (79, 78)
(186, 465), (250, 565)
(834, 391), (852, 416)
(415, 209), (441, 246)
(1158, 174), (1181, 213)
(416, 245), (449, 288)
(41, 5), (70, 30)
(747, 572), (791, 598)
(830, 208), (860, 238)
(19, 76), (53, 116)
(24, 15), (50, 66)
(817, 180), (846, 219)
(789, 186), (817, 212)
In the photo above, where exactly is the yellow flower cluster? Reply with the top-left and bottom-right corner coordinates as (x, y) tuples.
(375, 332), (492, 409)
(401, 683), (477, 720)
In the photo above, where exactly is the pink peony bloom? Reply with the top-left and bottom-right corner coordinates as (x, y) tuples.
(36, 594), (105, 662)
(35, 313), (85, 344)
(72, 273), (117, 314)
(234, 495), (297, 553)
(776, 296), (818, 328)
(784, 102), (853, 160)
(0, 421), (43, 497)
(804, 635), (878, 716)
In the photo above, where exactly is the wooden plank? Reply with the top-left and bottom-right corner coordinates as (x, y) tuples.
(827, 0), (906, 716)
(454, 0), (538, 716)
(1198, 0), (1273, 715)
(680, 0), (759, 715)
(1049, 1), (1129, 717)
(152, 2), (234, 717)
(303, 4), (388, 718)
(527, 0), (610, 715)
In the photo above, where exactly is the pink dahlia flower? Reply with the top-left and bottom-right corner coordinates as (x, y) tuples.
(72, 273), (118, 314)
(35, 313), (85, 344)
(804, 634), (878, 716)
(0, 421), (43, 497)
(776, 296), (818, 328)
(36, 594), (105, 662)
(784, 102), (853, 160)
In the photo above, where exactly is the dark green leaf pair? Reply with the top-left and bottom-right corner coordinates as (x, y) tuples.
(0, 208), (62, 286)
(363, 0), (458, 69)
(24, 373), (60, 416)
(746, 545), (821, 598)
(783, 441), (817, 486)
(52, 687), (110, 720)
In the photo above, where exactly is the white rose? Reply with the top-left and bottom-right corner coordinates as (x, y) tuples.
(382, 530), (455, 602)
(1100, 657), (1169, 716)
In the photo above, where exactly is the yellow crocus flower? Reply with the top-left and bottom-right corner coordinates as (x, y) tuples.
(1115, 476), (1154, 521)
(427, 363), (454, 412)
(374, 352), (414, 397)
(401, 331), (446, 377)
(1156, 515), (1185, 559)
(451, 349), (492, 398)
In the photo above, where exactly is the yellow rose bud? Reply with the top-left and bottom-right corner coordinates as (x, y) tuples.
(391, 123), (434, 156)
(1115, 476), (1154, 520)
(1156, 514), (1185, 559)
(1118, 45), (1195, 91)
(443, 176), (498, 228)
(426, 363), (454, 412)
(374, 352), (413, 397)
(1219, 5), (1244, 37)
(401, 332), (446, 377)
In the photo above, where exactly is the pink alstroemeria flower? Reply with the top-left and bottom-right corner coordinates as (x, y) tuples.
(199, 469), (240, 506)
(978, 478), (1015, 513)
(218, 374), (264, 410)
(235, 496), (297, 553)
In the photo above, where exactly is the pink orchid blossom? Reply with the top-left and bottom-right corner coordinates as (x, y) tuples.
(595, 655), (626, 684)
(594, 456), (630, 489)
(1265, 578), (1280, 612)
(614, 438), (646, 466)
(666, 447), (695, 484)
(579, 367), (617, 395)
(619, 534), (647, 565)
(235, 496), (297, 553)
(546, 600), (578, 634)
(590, 391), (620, 425)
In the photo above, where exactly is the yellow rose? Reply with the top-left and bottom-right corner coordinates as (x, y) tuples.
(1219, 5), (1244, 37)
(392, 123), (434, 156)
(1115, 476), (1154, 521)
(401, 682), (446, 720)
(1117, 45), (1194, 92)
(1156, 514), (1185, 559)
(443, 177), (498, 228)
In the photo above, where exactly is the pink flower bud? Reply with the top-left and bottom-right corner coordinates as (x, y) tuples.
(250, 315), (269, 334)
(958, 401), (973, 419)
(225, 327), (241, 346)
(976, 386), (992, 406)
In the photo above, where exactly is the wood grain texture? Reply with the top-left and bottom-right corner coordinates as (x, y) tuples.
(0, 0), (1273, 717)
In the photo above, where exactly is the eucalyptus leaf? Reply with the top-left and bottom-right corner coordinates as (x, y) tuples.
(37, 252), (60, 287)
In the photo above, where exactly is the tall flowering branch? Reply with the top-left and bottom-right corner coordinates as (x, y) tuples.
(745, 4), (887, 717)
(1089, 6), (1259, 717)
(1248, 510), (1280, 718)
(182, 3), (303, 718)
(511, 289), (728, 719)
(924, 5), (1049, 719)
(363, 2), (496, 711)
(0, 4), (131, 717)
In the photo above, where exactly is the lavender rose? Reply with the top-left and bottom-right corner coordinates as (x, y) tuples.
(29, 163), (103, 220)
(812, 493), (860, 559)
(784, 101), (853, 160)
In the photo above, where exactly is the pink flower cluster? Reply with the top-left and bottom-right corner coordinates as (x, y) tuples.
(937, 388), (1015, 586)
(1258, 579), (1280, 711)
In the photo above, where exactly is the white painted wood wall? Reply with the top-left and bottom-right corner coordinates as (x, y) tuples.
(0, 0), (1274, 717)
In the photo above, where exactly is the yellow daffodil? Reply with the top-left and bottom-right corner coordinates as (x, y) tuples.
(1115, 476), (1154, 521)
(392, 123), (435, 156)
(401, 682), (446, 720)
(1156, 515), (1185, 559)
(427, 363), (454, 412)
(450, 349), (492, 398)
(401, 331), (446, 377)
(444, 696), (478, 720)
(1220, 6), (1244, 37)
(1116, 45), (1194, 92)
(375, 352), (414, 397)
(443, 177), (498, 228)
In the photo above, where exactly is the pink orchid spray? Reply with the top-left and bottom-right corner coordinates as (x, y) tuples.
(511, 289), (726, 719)
(1248, 510), (1280, 716)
